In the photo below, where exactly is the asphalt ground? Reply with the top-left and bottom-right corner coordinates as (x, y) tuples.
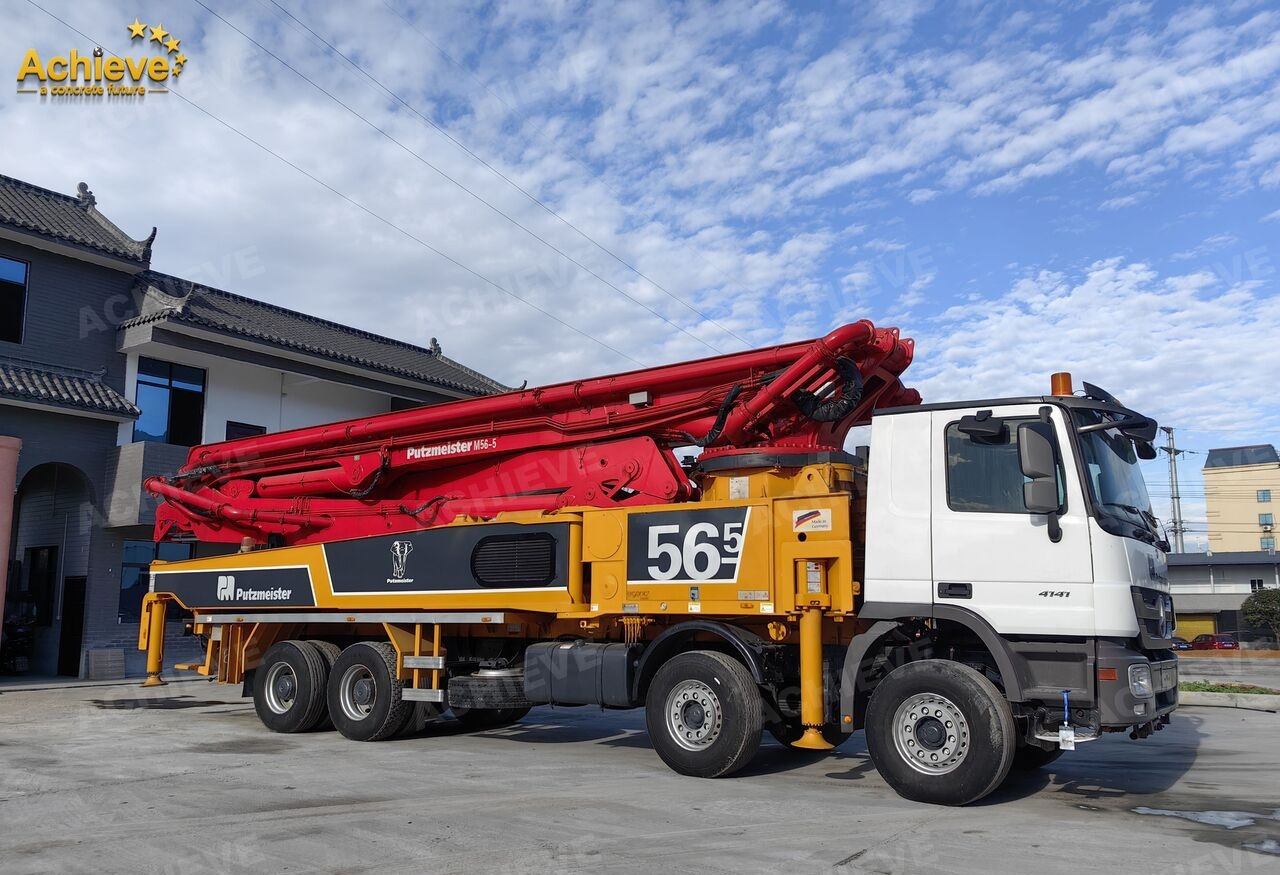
(0, 676), (1277, 874)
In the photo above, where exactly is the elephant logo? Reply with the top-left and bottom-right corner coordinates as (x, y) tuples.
(390, 540), (414, 580)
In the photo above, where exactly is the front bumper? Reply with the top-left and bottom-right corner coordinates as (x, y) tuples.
(1097, 641), (1178, 727)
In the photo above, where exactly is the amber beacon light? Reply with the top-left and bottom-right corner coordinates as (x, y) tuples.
(1050, 372), (1074, 396)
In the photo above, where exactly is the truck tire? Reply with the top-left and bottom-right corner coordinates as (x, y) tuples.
(253, 640), (330, 733)
(326, 642), (412, 742)
(305, 640), (341, 731)
(1011, 743), (1064, 771)
(398, 701), (447, 737)
(865, 660), (1015, 806)
(645, 650), (762, 778)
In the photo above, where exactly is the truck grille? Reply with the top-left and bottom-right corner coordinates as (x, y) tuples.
(1131, 586), (1175, 648)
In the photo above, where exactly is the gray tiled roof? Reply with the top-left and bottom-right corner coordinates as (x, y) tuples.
(121, 272), (507, 396)
(1204, 444), (1278, 469)
(0, 175), (154, 264)
(0, 356), (140, 418)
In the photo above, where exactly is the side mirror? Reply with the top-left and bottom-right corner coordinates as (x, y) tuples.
(1018, 421), (1061, 515)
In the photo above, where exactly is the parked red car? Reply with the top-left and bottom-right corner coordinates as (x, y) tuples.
(1189, 633), (1239, 650)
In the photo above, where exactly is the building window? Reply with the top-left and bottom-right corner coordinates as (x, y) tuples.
(1263, 537), (1277, 552)
(119, 539), (195, 622)
(0, 255), (28, 344)
(9, 545), (59, 627)
(1261, 490), (1273, 503)
(1262, 513), (1275, 527)
(225, 421), (266, 441)
(945, 418), (1052, 514)
(133, 357), (206, 445)
(1251, 578), (1266, 592)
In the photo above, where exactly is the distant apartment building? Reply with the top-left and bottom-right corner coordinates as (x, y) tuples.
(1202, 444), (1279, 553)
(0, 173), (505, 678)
(1168, 551), (1280, 641)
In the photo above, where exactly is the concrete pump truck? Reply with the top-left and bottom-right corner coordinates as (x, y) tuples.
(139, 320), (1177, 805)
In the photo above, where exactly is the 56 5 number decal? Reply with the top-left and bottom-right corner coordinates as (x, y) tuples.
(627, 507), (751, 584)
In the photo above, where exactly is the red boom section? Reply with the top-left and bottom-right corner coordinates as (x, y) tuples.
(148, 321), (919, 545)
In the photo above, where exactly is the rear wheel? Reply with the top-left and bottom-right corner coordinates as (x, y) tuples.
(327, 642), (412, 742)
(645, 650), (762, 778)
(865, 660), (1015, 806)
(305, 640), (341, 731)
(253, 641), (329, 733)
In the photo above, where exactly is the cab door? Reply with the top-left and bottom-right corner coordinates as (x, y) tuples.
(929, 404), (1095, 636)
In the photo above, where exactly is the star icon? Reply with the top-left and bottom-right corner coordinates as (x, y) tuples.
(164, 36), (180, 54)
(172, 62), (184, 77)
(175, 53), (187, 66)
(128, 18), (146, 39)
(149, 23), (168, 44)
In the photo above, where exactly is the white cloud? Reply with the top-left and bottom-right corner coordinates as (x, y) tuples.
(906, 258), (1280, 529)
(1100, 194), (1140, 210)
(0, 0), (1274, 408)
(1170, 232), (1240, 261)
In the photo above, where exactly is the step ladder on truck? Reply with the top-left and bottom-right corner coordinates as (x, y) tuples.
(139, 320), (1178, 805)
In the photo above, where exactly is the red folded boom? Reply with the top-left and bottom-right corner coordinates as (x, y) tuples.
(148, 321), (919, 545)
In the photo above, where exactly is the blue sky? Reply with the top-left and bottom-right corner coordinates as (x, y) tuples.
(3, 0), (1279, 547)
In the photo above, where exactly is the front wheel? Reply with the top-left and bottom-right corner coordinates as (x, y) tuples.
(645, 650), (762, 778)
(865, 660), (1015, 806)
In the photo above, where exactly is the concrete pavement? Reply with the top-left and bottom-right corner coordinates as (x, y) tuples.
(0, 677), (1277, 874)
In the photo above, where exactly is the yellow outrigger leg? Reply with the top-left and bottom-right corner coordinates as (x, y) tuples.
(793, 560), (834, 751)
(138, 593), (169, 687)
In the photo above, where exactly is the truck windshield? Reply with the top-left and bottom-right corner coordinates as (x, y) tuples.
(1072, 409), (1158, 540)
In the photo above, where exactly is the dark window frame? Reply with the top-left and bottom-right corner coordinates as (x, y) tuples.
(1263, 536), (1277, 552)
(0, 253), (30, 345)
(225, 420), (267, 441)
(1261, 513), (1275, 526)
(118, 539), (195, 623)
(132, 356), (207, 445)
(1260, 490), (1273, 503)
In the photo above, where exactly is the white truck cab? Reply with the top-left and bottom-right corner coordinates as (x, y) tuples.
(849, 379), (1177, 758)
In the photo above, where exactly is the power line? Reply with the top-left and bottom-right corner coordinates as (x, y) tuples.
(199, 0), (727, 357)
(271, 0), (752, 350)
(24, 0), (644, 370)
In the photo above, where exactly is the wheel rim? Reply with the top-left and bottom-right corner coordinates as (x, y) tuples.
(665, 679), (723, 751)
(337, 664), (376, 721)
(263, 661), (297, 715)
(891, 692), (970, 775)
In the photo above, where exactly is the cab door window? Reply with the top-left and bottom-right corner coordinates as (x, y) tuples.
(945, 418), (1033, 513)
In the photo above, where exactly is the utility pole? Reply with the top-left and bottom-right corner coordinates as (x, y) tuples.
(1160, 426), (1185, 553)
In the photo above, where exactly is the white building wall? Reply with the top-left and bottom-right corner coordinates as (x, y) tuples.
(117, 349), (395, 445)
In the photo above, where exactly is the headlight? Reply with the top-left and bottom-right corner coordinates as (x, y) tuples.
(1129, 664), (1154, 698)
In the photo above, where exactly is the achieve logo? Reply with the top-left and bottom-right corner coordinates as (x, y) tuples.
(16, 18), (188, 98)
